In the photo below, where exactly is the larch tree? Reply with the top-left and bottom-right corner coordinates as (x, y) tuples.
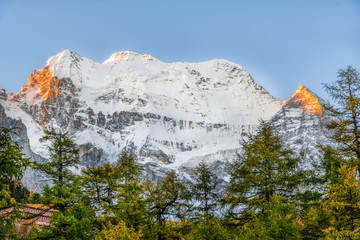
(34, 129), (80, 212)
(323, 65), (360, 174)
(0, 127), (29, 184)
(0, 127), (29, 239)
(321, 166), (360, 239)
(192, 160), (219, 221)
(81, 163), (120, 215)
(147, 170), (189, 223)
(146, 170), (190, 240)
(225, 121), (304, 223)
(31, 129), (95, 239)
(113, 151), (148, 233)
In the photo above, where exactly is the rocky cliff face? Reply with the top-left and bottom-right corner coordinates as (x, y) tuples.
(271, 85), (331, 169)
(0, 50), (331, 190)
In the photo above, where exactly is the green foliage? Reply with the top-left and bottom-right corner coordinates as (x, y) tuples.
(323, 66), (360, 171)
(0, 127), (29, 184)
(116, 151), (143, 183)
(0, 183), (33, 239)
(8, 180), (30, 203)
(0, 127), (30, 239)
(113, 152), (149, 233)
(30, 203), (95, 240)
(297, 145), (345, 239)
(115, 182), (148, 232)
(315, 65), (360, 239)
(147, 170), (190, 222)
(237, 194), (302, 240)
(34, 129), (80, 212)
(299, 203), (328, 240)
(0, 217), (17, 240)
(36, 129), (80, 183)
(81, 163), (120, 216)
(185, 217), (233, 240)
(321, 166), (360, 238)
(0, 184), (17, 240)
(30, 129), (96, 239)
(192, 160), (218, 220)
(225, 121), (303, 222)
(319, 146), (344, 186)
(96, 220), (142, 240)
(146, 170), (191, 239)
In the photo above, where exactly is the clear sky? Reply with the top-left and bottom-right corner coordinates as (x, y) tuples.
(0, 0), (359, 100)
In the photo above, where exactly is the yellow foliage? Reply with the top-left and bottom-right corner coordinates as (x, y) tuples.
(96, 221), (142, 240)
(321, 166), (360, 238)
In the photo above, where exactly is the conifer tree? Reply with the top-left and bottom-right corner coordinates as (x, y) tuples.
(34, 129), (80, 212)
(113, 151), (148, 233)
(146, 170), (190, 239)
(96, 220), (142, 240)
(147, 170), (189, 222)
(225, 121), (303, 222)
(81, 163), (120, 215)
(185, 161), (224, 240)
(298, 146), (343, 239)
(323, 66), (360, 173)
(0, 127), (29, 239)
(321, 166), (360, 239)
(31, 129), (95, 239)
(192, 160), (218, 221)
(237, 194), (302, 240)
(0, 127), (29, 184)
(319, 146), (344, 186)
(0, 184), (17, 240)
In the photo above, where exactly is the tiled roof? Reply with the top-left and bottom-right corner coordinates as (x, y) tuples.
(0, 204), (55, 226)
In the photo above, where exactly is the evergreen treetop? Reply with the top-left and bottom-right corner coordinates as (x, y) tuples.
(323, 66), (360, 171)
(225, 121), (304, 222)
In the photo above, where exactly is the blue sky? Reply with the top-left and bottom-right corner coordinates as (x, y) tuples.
(0, 0), (359, 100)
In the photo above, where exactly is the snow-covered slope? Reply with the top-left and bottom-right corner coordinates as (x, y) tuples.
(0, 50), (330, 189)
(42, 50), (281, 124)
(271, 84), (332, 169)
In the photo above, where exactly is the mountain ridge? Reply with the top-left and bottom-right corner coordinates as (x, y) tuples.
(0, 50), (330, 190)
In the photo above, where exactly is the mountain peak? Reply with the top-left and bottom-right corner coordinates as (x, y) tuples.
(283, 84), (323, 115)
(46, 49), (83, 66)
(0, 89), (8, 101)
(103, 51), (154, 64)
(9, 65), (59, 102)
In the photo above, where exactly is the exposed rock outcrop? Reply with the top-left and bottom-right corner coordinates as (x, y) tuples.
(0, 50), (332, 190)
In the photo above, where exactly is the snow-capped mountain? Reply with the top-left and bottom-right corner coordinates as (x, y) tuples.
(0, 50), (330, 190)
(271, 84), (331, 169)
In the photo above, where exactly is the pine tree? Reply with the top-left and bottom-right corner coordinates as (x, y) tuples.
(225, 121), (304, 223)
(323, 65), (360, 174)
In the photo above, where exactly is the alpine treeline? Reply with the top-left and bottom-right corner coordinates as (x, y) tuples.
(0, 66), (359, 239)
